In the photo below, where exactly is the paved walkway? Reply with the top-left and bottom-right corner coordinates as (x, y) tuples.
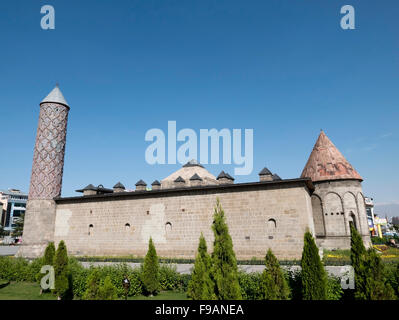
(0, 246), (19, 256)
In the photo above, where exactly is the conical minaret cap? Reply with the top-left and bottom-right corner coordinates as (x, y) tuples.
(301, 131), (362, 182)
(40, 84), (69, 108)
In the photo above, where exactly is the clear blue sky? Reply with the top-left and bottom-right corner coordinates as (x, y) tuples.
(0, 0), (398, 205)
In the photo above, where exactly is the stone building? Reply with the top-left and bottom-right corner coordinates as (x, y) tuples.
(18, 86), (371, 259)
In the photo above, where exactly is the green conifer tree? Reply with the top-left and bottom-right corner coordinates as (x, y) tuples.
(39, 242), (56, 292)
(187, 233), (215, 300)
(301, 231), (327, 300)
(98, 275), (118, 300)
(141, 237), (160, 295)
(83, 268), (101, 300)
(350, 223), (367, 299)
(365, 249), (396, 300)
(211, 199), (242, 300)
(260, 249), (290, 300)
(53, 240), (70, 300)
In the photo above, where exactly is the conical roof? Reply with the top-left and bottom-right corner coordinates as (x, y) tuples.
(113, 182), (125, 189)
(135, 180), (147, 186)
(41, 84), (69, 108)
(301, 131), (362, 182)
(183, 159), (204, 168)
(174, 176), (185, 183)
(189, 173), (203, 181)
(259, 167), (272, 176)
(161, 161), (217, 188)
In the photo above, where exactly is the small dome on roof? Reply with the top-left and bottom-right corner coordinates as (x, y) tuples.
(135, 180), (147, 186)
(174, 176), (185, 183)
(189, 173), (203, 181)
(217, 171), (234, 181)
(259, 167), (272, 176)
(183, 159), (204, 168)
(113, 182), (125, 189)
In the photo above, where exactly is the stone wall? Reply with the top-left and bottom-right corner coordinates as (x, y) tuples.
(53, 181), (314, 260)
(16, 199), (57, 258)
(312, 179), (371, 250)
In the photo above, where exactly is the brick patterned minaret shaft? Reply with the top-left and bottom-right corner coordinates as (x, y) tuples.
(29, 96), (69, 199)
(17, 85), (70, 258)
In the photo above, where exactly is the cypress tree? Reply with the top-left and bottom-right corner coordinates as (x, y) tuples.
(301, 231), (327, 300)
(365, 249), (396, 300)
(43, 242), (56, 266)
(99, 275), (118, 300)
(53, 240), (70, 300)
(260, 249), (290, 300)
(141, 237), (160, 295)
(350, 224), (368, 299)
(349, 225), (395, 300)
(211, 199), (242, 300)
(187, 234), (215, 300)
(39, 242), (56, 292)
(83, 268), (101, 300)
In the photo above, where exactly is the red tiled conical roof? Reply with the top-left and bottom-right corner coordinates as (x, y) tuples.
(301, 131), (362, 182)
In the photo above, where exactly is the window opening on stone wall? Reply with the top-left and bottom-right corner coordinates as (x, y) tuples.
(88, 224), (93, 236)
(125, 223), (130, 231)
(267, 218), (276, 239)
(146, 210), (150, 215)
(348, 212), (357, 230)
(165, 222), (172, 233)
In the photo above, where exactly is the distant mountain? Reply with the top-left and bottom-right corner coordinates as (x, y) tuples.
(374, 203), (399, 220)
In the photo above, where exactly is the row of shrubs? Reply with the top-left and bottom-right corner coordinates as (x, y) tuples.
(0, 254), (346, 300)
(371, 235), (399, 245)
(0, 254), (190, 299)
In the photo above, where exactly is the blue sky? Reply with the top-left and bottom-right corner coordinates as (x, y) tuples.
(0, 0), (398, 205)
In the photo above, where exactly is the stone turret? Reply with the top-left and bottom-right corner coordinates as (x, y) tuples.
(216, 171), (234, 184)
(174, 176), (185, 188)
(17, 85), (70, 258)
(151, 180), (161, 190)
(113, 182), (125, 193)
(301, 130), (371, 250)
(135, 180), (147, 191)
(259, 167), (273, 181)
(189, 173), (203, 186)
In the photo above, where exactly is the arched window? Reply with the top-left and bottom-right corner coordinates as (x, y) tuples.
(348, 212), (357, 230)
(165, 222), (172, 232)
(125, 223), (131, 231)
(267, 218), (276, 239)
(88, 224), (94, 236)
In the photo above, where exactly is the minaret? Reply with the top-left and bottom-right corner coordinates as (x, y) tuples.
(301, 131), (371, 250)
(17, 85), (70, 258)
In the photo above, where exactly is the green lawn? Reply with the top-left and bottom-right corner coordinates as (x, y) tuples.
(0, 282), (188, 300)
(324, 246), (399, 265)
(0, 282), (56, 300)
